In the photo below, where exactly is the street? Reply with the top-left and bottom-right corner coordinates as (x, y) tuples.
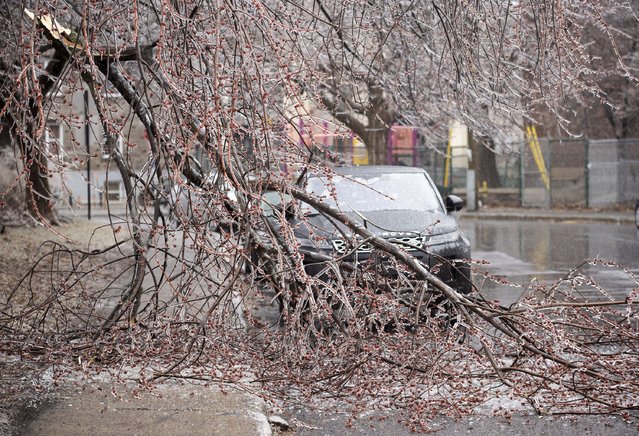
(462, 218), (639, 306)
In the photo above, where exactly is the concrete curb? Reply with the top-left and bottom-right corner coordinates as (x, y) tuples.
(462, 208), (635, 224)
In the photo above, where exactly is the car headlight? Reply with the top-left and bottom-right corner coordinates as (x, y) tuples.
(425, 230), (460, 246)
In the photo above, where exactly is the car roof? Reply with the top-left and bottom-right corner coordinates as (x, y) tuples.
(314, 165), (427, 177)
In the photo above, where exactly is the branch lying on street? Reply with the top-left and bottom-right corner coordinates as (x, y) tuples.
(2, 2), (639, 432)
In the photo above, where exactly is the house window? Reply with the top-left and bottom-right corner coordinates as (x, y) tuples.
(44, 123), (63, 156)
(103, 180), (123, 203)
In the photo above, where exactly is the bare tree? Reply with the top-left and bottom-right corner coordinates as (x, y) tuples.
(298, 1), (615, 163)
(0, 2), (64, 224)
(540, 0), (639, 139)
(1, 0), (638, 430)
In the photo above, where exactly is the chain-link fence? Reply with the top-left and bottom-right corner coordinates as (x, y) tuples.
(521, 138), (639, 208)
(418, 142), (521, 201)
(415, 137), (638, 209)
(436, 138), (639, 208)
(590, 139), (639, 206)
(307, 127), (638, 209)
(522, 138), (589, 208)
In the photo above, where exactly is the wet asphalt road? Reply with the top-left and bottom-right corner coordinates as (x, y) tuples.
(462, 219), (639, 306)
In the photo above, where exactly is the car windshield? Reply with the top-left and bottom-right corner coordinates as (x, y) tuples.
(305, 172), (442, 212)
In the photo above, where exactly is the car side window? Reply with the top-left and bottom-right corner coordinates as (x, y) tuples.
(261, 191), (292, 217)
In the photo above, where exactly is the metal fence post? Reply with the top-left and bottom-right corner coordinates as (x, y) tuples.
(545, 138), (552, 208)
(585, 139), (590, 208)
(519, 141), (525, 207)
(84, 90), (91, 220)
(466, 169), (476, 211)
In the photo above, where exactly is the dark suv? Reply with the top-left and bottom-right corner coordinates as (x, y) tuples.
(282, 165), (472, 294)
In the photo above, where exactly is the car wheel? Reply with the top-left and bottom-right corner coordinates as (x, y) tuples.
(453, 263), (473, 295)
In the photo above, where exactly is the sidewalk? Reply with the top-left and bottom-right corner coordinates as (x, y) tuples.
(18, 380), (277, 436)
(463, 206), (635, 224)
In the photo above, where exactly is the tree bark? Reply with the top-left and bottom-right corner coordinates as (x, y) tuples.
(359, 123), (389, 165)
(469, 132), (501, 188)
(20, 134), (59, 224)
(9, 48), (68, 225)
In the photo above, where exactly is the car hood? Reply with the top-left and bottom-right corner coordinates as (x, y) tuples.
(294, 209), (459, 240)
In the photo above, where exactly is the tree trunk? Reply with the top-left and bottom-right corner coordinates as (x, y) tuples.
(469, 133), (501, 188)
(322, 79), (396, 166)
(18, 131), (59, 225)
(360, 124), (390, 165)
(20, 48), (68, 225)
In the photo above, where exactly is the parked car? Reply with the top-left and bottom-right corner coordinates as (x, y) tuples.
(270, 165), (472, 294)
(635, 199), (638, 228)
(167, 171), (238, 230)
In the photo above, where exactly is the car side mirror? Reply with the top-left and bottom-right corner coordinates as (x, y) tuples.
(280, 201), (296, 219)
(445, 195), (465, 213)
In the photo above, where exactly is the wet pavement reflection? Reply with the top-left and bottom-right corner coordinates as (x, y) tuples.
(460, 219), (639, 306)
